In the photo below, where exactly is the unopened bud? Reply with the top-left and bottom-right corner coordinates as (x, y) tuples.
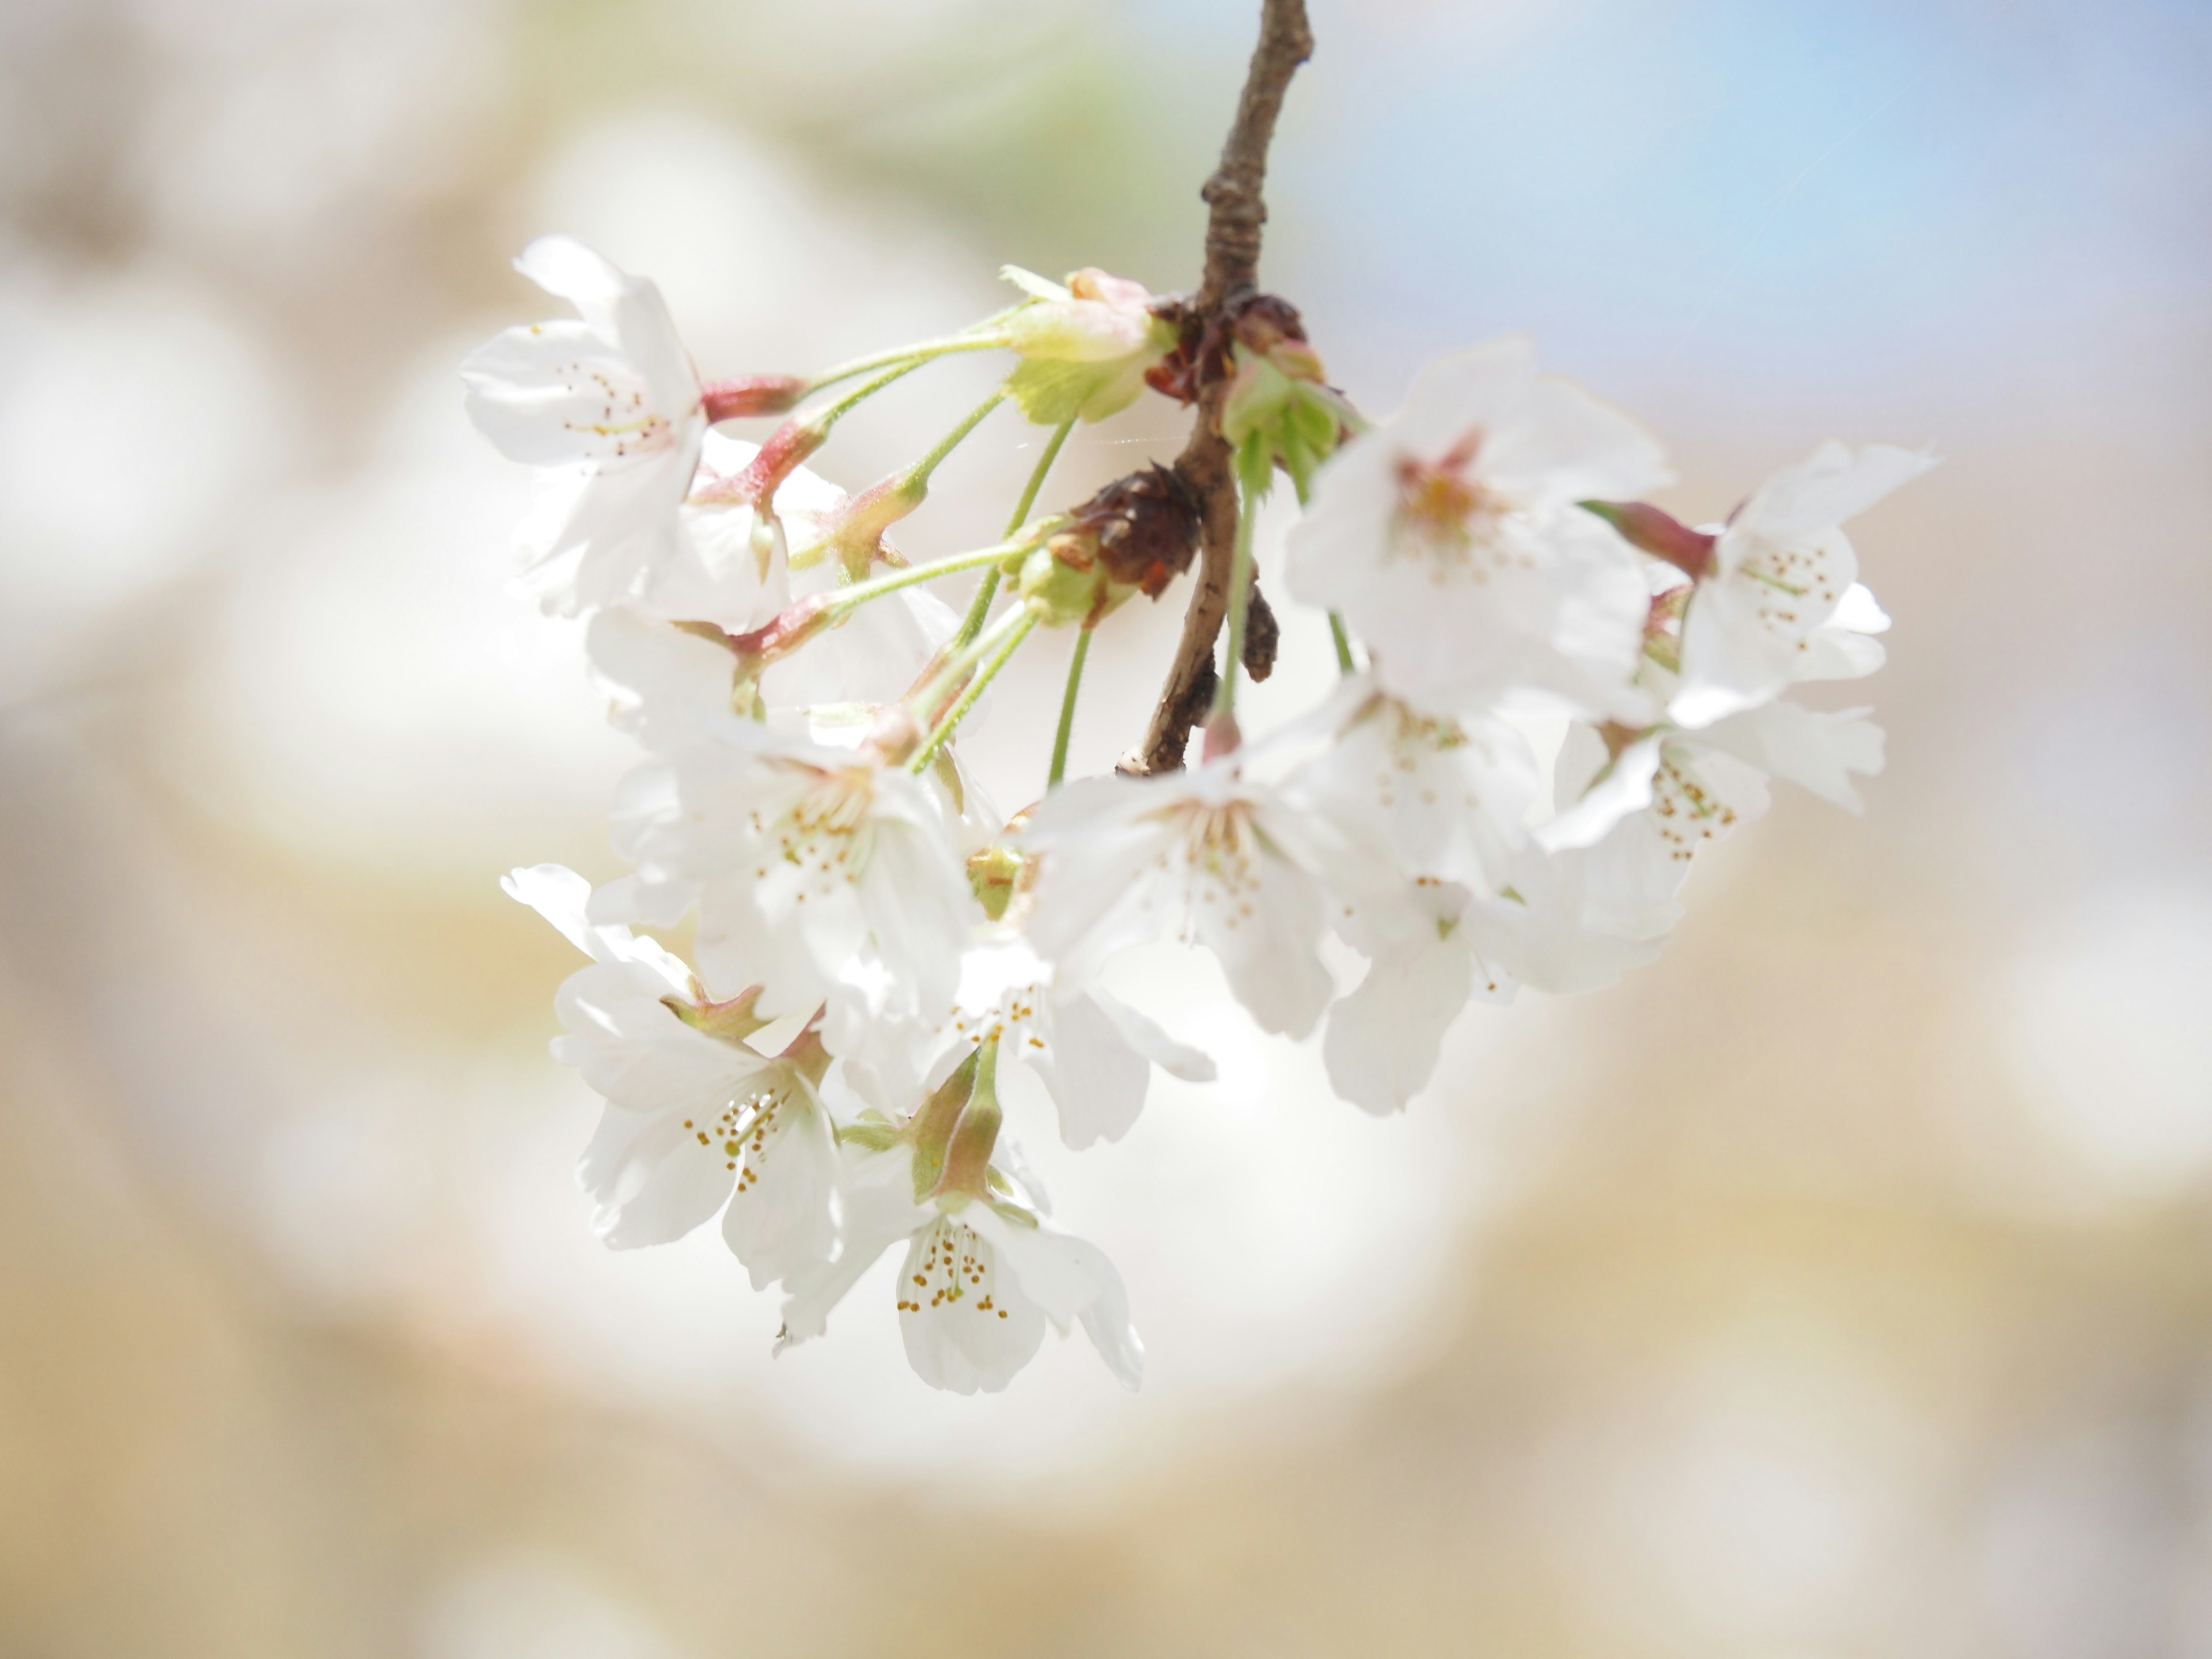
(700, 375), (808, 422)
(965, 843), (1026, 922)
(1582, 500), (1716, 579)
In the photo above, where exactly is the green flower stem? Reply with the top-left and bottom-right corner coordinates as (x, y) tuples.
(912, 604), (1041, 772)
(900, 389), (1006, 493)
(820, 536), (1040, 621)
(1211, 457), (1267, 719)
(1046, 626), (1093, 790)
(1328, 612), (1357, 676)
(806, 330), (1013, 393)
(957, 419), (1074, 650)
(908, 596), (1029, 726)
(810, 358), (926, 429)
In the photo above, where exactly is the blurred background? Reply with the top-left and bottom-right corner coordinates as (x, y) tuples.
(3, 0), (2210, 1653)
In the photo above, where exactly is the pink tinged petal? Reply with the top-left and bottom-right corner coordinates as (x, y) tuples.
(895, 1215), (1048, 1395)
(1324, 930), (1476, 1116)
(971, 1208), (1143, 1392)
(720, 1092), (839, 1291)
(1696, 702), (1884, 812)
(576, 1101), (733, 1249)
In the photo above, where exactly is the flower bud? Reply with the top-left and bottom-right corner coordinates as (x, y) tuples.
(965, 843), (1026, 922)
(1218, 295), (1357, 499)
(1581, 499), (1716, 579)
(700, 375), (808, 422)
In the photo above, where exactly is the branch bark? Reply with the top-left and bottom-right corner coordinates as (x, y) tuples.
(1127, 0), (1312, 774)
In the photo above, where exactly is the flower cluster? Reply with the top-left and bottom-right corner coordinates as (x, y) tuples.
(465, 236), (1926, 1393)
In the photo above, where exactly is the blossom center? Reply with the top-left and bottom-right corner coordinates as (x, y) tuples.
(897, 1218), (1010, 1319)
(680, 1083), (789, 1183)
(751, 769), (876, 896)
(1391, 433), (1512, 578)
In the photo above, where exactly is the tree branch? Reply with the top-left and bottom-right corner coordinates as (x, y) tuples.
(1128, 0), (1312, 775)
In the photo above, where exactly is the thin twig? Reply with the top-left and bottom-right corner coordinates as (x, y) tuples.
(1127, 0), (1313, 774)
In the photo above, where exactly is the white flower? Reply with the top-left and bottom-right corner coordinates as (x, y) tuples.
(1323, 880), (1514, 1116)
(942, 937), (1215, 1149)
(463, 236), (709, 618)
(1285, 675), (1536, 899)
(1022, 755), (1380, 1040)
(1544, 699), (1885, 859)
(778, 1133), (1142, 1395)
(1285, 336), (1671, 718)
(1458, 839), (1680, 997)
(1671, 442), (1932, 728)
(595, 721), (976, 1024)
(503, 864), (838, 1286)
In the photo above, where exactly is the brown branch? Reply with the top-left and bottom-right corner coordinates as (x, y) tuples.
(1126, 0), (1312, 775)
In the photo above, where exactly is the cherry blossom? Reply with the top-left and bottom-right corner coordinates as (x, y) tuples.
(1285, 336), (1671, 718)
(1022, 754), (1387, 1039)
(461, 237), (711, 618)
(502, 865), (838, 1286)
(937, 937), (1215, 1149)
(461, 169), (1927, 1390)
(1671, 442), (1933, 728)
(594, 720), (977, 1024)
(1285, 674), (1537, 899)
(777, 1046), (1143, 1393)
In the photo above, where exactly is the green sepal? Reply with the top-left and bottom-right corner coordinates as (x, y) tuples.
(1005, 354), (1152, 426)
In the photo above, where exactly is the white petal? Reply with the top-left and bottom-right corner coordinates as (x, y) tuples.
(1478, 370), (1672, 506)
(1192, 829), (1335, 1039)
(777, 1145), (926, 1347)
(1085, 986), (1215, 1082)
(896, 1214), (1048, 1394)
(514, 235), (629, 324)
(1539, 736), (1664, 851)
(1030, 988), (1153, 1149)
(576, 1102), (733, 1249)
(1733, 442), (1934, 544)
(1695, 701), (1884, 812)
(1324, 929), (1476, 1115)
(719, 1090), (839, 1290)
(971, 1207), (1143, 1391)
(1390, 335), (1539, 454)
